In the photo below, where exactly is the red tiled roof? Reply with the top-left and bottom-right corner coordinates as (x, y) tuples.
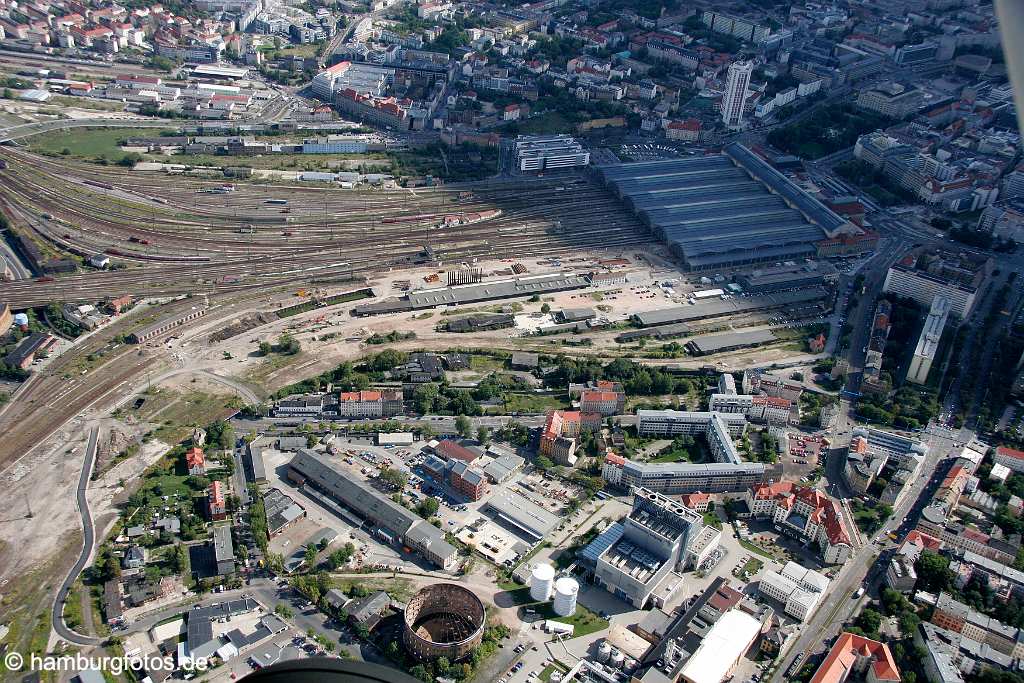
(186, 447), (204, 468)
(900, 530), (942, 552)
(997, 445), (1024, 461)
(435, 439), (478, 463)
(810, 632), (899, 683)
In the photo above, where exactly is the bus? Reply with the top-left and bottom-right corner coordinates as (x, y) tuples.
(265, 199), (288, 205)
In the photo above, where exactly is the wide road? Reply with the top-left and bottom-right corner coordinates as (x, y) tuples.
(51, 425), (105, 646)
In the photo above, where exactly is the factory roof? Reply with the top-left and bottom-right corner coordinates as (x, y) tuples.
(685, 329), (776, 355)
(407, 273), (590, 308)
(483, 490), (559, 540)
(289, 449), (418, 535)
(598, 145), (847, 269)
(678, 610), (762, 683)
(633, 288), (827, 326)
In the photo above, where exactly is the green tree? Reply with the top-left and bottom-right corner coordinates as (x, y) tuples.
(540, 303), (551, 314)
(914, 550), (953, 593)
(379, 466), (408, 490)
(258, 341), (272, 356)
(455, 414), (472, 439)
(304, 544), (318, 568)
(477, 426), (490, 444)
(416, 497), (439, 519)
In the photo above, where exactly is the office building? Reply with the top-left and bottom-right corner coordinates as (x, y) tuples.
(709, 393), (791, 426)
(508, 135), (589, 172)
(758, 561), (829, 621)
(701, 11), (772, 44)
(894, 42), (938, 66)
(882, 249), (992, 320)
(855, 82), (925, 119)
(844, 427), (928, 502)
(602, 453), (767, 494)
(747, 482), (853, 564)
(579, 388), (626, 416)
(908, 296), (951, 384)
(637, 410), (746, 438)
(589, 488), (704, 607)
(721, 60), (753, 128)
(336, 389), (403, 418)
(311, 61), (390, 100)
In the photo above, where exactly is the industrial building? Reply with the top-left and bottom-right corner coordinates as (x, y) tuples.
(603, 453), (767, 495)
(631, 287), (829, 327)
(685, 329), (776, 356)
(907, 296), (952, 384)
(596, 143), (854, 271)
(287, 449), (457, 569)
(353, 273), (590, 316)
(678, 610), (762, 683)
(128, 306), (207, 343)
(482, 490), (560, 540)
(586, 488), (706, 608)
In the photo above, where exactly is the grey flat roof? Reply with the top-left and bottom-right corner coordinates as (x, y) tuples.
(598, 145), (847, 269)
(406, 273), (589, 307)
(633, 287), (828, 326)
(289, 449), (418, 535)
(686, 329), (777, 354)
(484, 490), (559, 539)
(213, 525), (234, 563)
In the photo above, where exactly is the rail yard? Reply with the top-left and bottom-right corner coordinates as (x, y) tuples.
(0, 147), (650, 307)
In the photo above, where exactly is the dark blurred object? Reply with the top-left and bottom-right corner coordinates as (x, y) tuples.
(241, 658), (420, 683)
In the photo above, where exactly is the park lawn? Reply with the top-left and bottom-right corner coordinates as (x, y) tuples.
(272, 43), (320, 58)
(739, 557), (764, 577)
(542, 603), (608, 638)
(28, 127), (174, 159)
(502, 392), (567, 414)
(515, 112), (572, 135)
(738, 538), (776, 560)
(330, 577), (415, 602)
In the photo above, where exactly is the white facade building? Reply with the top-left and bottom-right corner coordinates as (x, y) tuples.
(721, 60), (753, 129)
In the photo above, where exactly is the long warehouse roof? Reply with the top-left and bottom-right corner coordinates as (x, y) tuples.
(597, 145), (850, 270)
(633, 287), (828, 327)
(686, 329), (777, 354)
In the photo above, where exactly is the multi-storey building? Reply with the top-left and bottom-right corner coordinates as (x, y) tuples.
(882, 250), (990, 320)
(579, 388), (625, 416)
(508, 135), (590, 172)
(701, 11), (772, 44)
(186, 447), (206, 476)
(855, 82), (924, 119)
(336, 389), (403, 418)
(894, 42), (938, 66)
(741, 370), (804, 401)
(908, 296), (952, 385)
(588, 488), (705, 607)
(747, 482), (853, 564)
(602, 454), (767, 494)
(931, 592), (1024, 659)
(844, 427), (928, 502)
(809, 633), (899, 683)
(207, 480), (227, 521)
(539, 410), (602, 466)
(993, 445), (1024, 474)
(636, 410), (746, 438)
(758, 561), (830, 621)
(721, 60), (753, 129)
(447, 461), (488, 501)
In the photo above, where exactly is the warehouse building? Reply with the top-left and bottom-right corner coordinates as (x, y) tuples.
(287, 449), (457, 569)
(128, 306), (207, 343)
(482, 490), (559, 540)
(596, 143), (852, 271)
(353, 273), (589, 316)
(685, 329), (776, 355)
(631, 287), (829, 327)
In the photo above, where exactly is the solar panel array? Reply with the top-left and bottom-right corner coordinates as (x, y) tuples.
(597, 145), (843, 271)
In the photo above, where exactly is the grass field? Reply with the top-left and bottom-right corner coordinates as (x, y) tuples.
(170, 152), (392, 172)
(515, 112), (572, 135)
(501, 392), (566, 414)
(28, 127), (175, 160)
(538, 602), (609, 638)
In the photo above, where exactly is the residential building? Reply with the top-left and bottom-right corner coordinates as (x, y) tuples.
(741, 370), (804, 401)
(993, 446), (1024, 474)
(721, 60), (753, 129)
(908, 296), (952, 385)
(844, 427), (927, 504)
(881, 249), (991, 320)
(701, 11), (772, 45)
(809, 632), (899, 683)
(186, 447), (206, 476)
(212, 524), (235, 576)
(207, 481), (227, 521)
(747, 482), (853, 564)
(336, 389), (403, 418)
(579, 388), (625, 416)
(931, 592), (1024, 659)
(539, 410), (602, 466)
(916, 620), (1011, 682)
(448, 460), (488, 501)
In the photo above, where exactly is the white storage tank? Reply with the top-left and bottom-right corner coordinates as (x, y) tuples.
(610, 649), (625, 669)
(553, 577), (579, 617)
(530, 563), (556, 602)
(597, 641), (612, 662)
